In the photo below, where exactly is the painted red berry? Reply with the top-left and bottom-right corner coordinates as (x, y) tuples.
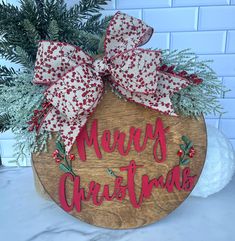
(177, 149), (183, 157)
(188, 152), (194, 158)
(69, 154), (75, 161)
(189, 147), (195, 154)
(52, 149), (59, 158)
(55, 158), (61, 163)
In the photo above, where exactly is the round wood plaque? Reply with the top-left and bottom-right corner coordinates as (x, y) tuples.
(32, 88), (207, 229)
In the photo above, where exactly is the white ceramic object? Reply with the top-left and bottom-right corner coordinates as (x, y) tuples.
(191, 125), (235, 198)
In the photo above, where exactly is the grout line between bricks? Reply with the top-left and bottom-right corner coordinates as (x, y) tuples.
(205, 117), (233, 119)
(115, 5), (233, 10)
(149, 29), (235, 34)
(0, 138), (15, 141)
(218, 97), (235, 100)
(197, 6), (200, 31)
(225, 30), (229, 53)
(218, 115), (222, 130)
(169, 32), (172, 49)
(197, 53), (235, 56)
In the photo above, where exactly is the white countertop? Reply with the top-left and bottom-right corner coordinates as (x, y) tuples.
(0, 166), (234, 241)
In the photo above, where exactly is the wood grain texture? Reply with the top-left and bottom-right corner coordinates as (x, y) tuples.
(32, 87), (207, 229)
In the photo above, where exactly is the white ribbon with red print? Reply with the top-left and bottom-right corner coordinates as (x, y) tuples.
(33, 11), (190, 153)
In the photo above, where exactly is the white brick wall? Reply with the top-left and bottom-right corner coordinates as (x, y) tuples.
(1, 0), (235, 165)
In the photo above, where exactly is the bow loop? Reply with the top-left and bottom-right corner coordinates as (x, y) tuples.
(44, 65), (104, 123)
(33, 41), (93, 85)
(109, 49), (162, 94)
(93, 59), (110, 76)
(104, 12), (153, 60)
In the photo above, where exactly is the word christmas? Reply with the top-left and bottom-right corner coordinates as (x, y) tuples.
(58, 118), (197, 213)
(59, 160), (197, 212)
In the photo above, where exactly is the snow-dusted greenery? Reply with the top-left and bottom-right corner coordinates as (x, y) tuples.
(161, 49), (226, 117)
(0, 72), (52, 162)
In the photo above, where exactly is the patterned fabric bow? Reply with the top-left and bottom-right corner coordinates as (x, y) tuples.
(33, 12), (190, 153)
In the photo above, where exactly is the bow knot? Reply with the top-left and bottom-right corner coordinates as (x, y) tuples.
(93, 58), (110, 76)
(32, 12), (191, 153)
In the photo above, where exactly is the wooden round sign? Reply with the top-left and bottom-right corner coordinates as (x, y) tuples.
(32, 87), (207, 229)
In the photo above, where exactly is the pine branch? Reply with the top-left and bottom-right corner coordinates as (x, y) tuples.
(0, 114), (11, 132)
(79, 14), (112, 35)
(48, 19), (59, 40)
(0, 1), (39, 62)
(14, 46), (34, 70)
(69, 0), (109, 21)
(34, 0), (47, 39)
(23, 19), (40, 45)
(0, 1), (21, 32)
(0, 66), (16, 84)
(0, 0), (111, 66)
(0, 40), (16, 62)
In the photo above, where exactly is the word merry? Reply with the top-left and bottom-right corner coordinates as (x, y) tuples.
(76, 118), (168, 162)
(59, 160), (197, 212)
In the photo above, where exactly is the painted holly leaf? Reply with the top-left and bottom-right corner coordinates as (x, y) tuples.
(182, 135), (190, 145)
(59, 163), (71, 173)
(180, 159), (190, 165)
(180, 144), (186, 152)
(187, 141), (193, 149)
(56, 141), (65, 155)
(107, 168), (117, 177)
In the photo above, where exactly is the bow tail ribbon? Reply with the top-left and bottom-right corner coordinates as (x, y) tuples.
(109, 49), (190, 115)
(40, 108), (88, 153)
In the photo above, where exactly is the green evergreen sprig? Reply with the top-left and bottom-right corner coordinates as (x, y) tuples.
(0, 113), (11, 133)
(161, 49), (226, 117)
(0, 0), (111, 65)
(0, 66), (17, 84)
(69, 0), (109, 20)
(107, 168), (118, 178)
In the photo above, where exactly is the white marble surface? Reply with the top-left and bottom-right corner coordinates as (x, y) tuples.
(1, 166), (234, 241)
